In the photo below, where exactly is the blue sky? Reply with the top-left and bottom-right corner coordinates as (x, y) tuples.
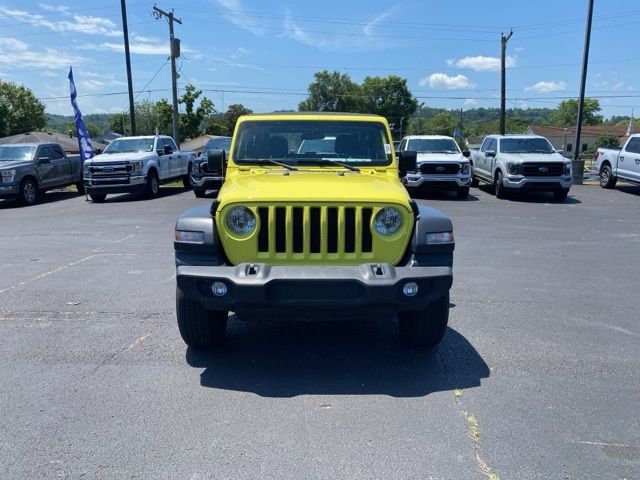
(1, 0), (639, 119)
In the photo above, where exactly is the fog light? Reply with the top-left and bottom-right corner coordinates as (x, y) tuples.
(211, 281), (227, 296)
(403, 282), (419, 297)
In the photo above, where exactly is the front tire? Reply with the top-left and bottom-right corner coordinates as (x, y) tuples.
(89, 193), (107, 203)
(194, 189), (206, 198)
(145, 170), (160, 198)
(494, 171), (507, 199)
(600, 164), (617, 189)
(176, 287), (228, 348)
(399, 293), (449, 347)
(471, 175), (480, 187)
(75, 182), (85, 195)
(182, 164), (193, 190)
(456, 186), (470, 199)
(553, 189), (569, 201)
(19, 178), (40, 205)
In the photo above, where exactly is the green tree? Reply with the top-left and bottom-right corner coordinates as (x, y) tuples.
(595, 133), (620, 148)
(360, 75), (418, 136)
(134, 100), (160, 135)
(298, 70), (362, 112)
(550, 98), (602, 126)
(179, 85), (216, 140)
(155, 99), (173, 136)
(223, 104), (253, 135)
(425, 112), (458, 136)
(0, 80), (46, 137)
(109, 113), (129, 135)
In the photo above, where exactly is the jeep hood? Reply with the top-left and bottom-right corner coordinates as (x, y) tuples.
(500, 153), (569, 164)
(87, 152), (156, 164)
(219, 170), (411, 209)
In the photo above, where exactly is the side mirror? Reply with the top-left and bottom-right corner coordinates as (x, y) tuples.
(39, 156), (51, 164)
(462, 150), (470, 158)
(486, 150), (496, 158)
(163, 145), (173, 155)
(207, 149), (226, 174)
(555, 149), (564, 154)
(398, 150), (417, 175)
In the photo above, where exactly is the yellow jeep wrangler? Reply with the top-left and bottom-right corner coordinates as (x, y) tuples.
(174, 112), (454, 347)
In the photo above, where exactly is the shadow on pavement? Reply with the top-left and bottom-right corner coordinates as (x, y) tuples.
(410, 190), (480, 202)
(475, 184), (582, 204)
(615, 184), (640, 196)
(94, 187), (190, 203)
(0, 189), (81, 209)
(186, 318), (489, 398)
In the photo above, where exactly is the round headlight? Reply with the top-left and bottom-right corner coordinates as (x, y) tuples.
(226, 206), (256, 236)
(374, 207), (403, 236)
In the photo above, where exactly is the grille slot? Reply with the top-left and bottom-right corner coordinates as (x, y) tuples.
(521, 162), (564, 176)
(255, 205), (374, 258)
(420, 163), (460, 175)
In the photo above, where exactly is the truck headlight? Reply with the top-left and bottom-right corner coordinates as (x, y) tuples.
(565, 164), (571, 175)
(226, 206), (256, 236)
(193, 162), (201, 174)
(132, 161), (143, 174)
(374, 207), (403, 236)
(1, 169), (16, 183)
(461, 162), (470, 175)
(83, 163), (91, 176)
(426, 232), (454, 244)
(507, 162), (518, 175)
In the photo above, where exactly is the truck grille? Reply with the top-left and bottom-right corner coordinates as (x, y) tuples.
(256, 205), (373, 256)
(89, 164), (133, 176)
(521, 162), (564, 176)
(419, 163), (460, 175)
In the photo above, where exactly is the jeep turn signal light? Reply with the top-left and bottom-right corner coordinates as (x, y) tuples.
(175, 230), (205, 243)
(425, 232), (454, 244)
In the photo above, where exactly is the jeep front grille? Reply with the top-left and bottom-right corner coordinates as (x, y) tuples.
(256, 205), (373, 256)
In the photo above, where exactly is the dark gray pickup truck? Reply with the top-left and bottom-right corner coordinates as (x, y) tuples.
(0, 142), (83, 205)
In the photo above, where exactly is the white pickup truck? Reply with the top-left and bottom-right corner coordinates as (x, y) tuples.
(398, 135), (472, 199)
(83, 135), (196, 202)
(470, 134), (572, 201)
(594, 134), (640, 189)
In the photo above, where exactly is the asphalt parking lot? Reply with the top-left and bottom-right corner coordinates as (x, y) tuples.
(1, 184), (639, 479)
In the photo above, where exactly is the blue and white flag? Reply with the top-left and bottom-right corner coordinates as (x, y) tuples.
(453, 129), (462, 138)
(68, 67), (94, 162)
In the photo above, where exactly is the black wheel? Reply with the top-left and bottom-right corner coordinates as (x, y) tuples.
(145, 170), (160, 198)
(600, 164), (617, 189)
(553, 189), (569, 201)
(89, 193), (107, 203)
(494, 171), (507, 199)
(456, 187), (470, 199)
(75, 182), (85, 195)
(19, 178), (40, 205)
(194, 189), (206, 198)
(471, 175), (480, 187)
(182, 164), (193, 189)
(176, 287), (228, 348)
(399, 293), (449, 347)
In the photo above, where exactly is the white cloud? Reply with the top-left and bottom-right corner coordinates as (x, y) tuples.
(464, 98), (477, 106)
(524, 80), (567, 92)
(419, 73), (476, 90)
(363, 5), (400, 35)
(212, 0), (267, 36)
(0, 37), (88, 69)
(38, 3), (70, 13)
(0, 6), (120, 37)
(79, 78), (126, 91)
(448, 55), (516, 72)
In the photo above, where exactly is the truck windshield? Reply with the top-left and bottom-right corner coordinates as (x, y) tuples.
(104, 138), (155, 154)
(407, 138), (460, 153)
(233, 120), (392, 166)
(204, 137), (231, 153)
(0, 145), (35, 161)
(501, 138), (554, 154)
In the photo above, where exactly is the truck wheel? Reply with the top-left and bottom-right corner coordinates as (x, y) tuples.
(399, 293), (449, 347)
(194, 189), (206, 198)
(600, 165), (617, 189)
(456, 187), (470, 199)
(471, 175), (480, 187)
(494, 171), (507, 199)
(553, 189), (569, 201)
(19, 178), (40, 205)
(75, 182), (85, 195)
(182, 164), (193, 190)
(90, 193), (107, 203)
(145, 170), (160, 198)
(176, 287), (228, 348)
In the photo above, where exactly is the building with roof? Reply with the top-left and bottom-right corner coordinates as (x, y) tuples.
(526, 125), (630, 154)
(180, 135), (218, 155)
(0, 131), (80, 154)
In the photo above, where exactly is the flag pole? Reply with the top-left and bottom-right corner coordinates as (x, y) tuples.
(68, 66), (95, 202)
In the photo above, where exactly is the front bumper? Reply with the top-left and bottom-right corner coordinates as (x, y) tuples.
(191, 174), (224, 190)
(403, 174), (471, 189)
(502, 175), (572, 191)
(0, 183), (19, 199)
(176, 263), (452, 316)
(84, 174), (146, 194)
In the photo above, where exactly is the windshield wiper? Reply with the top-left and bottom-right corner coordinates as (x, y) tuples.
(254, 158), (298, 170)
(298, 158), (360, 172)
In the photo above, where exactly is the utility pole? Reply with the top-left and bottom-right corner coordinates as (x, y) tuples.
(500, 29), (513, 135)
(153, 5), (182, 147)
(573, 0), (594, 185)
(120, 0), (136, 135)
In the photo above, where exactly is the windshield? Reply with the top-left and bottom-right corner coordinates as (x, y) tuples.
(233, 120), (392, 166)
(407, 138), (460, 153)
(0, 145), (35, 161)
(104, 138), (155, 154)
(205, 137), (231, 152)
(501, 138), (554, 154)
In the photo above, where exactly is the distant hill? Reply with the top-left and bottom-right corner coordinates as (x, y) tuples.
(46, 113), (115, 136)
